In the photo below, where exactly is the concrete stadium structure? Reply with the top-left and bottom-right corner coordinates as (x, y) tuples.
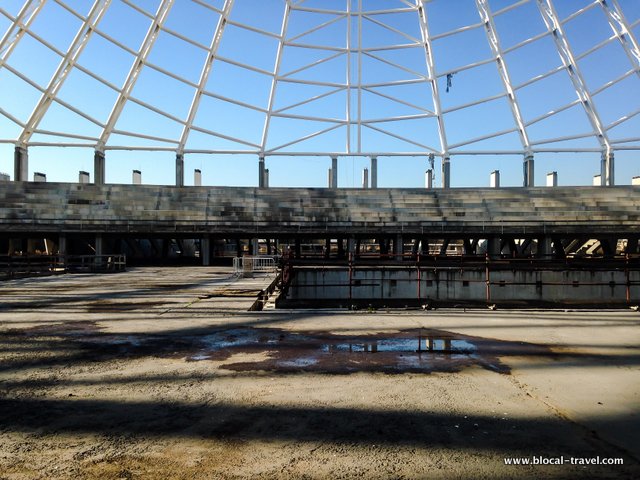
(2, 0), (640, 305)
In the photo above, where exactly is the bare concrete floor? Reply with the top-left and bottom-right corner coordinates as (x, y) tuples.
(0, 267), (639, 479)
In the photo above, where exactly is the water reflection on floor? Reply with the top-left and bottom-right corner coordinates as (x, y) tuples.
(16, 323), (550, 375)
(188, 327), (549, 375)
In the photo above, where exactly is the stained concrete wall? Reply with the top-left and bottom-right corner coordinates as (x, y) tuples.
(287, 268), (639, 306)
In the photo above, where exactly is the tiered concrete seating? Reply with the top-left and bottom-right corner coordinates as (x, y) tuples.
(0, 182), (639, 235)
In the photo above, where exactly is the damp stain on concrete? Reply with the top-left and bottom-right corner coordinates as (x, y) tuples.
(9, 324), (551, 375)
(189, 328), (551, 375)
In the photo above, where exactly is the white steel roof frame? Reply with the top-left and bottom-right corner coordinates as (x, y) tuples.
(0, 0), (636, 159)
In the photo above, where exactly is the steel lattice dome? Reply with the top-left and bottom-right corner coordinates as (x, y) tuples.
(0, 0), (639, 186)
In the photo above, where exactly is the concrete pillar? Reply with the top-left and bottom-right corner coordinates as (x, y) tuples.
(490, 170), (500, 188)
(523, 153), (534, 187)
(33, 172), (46, 182)
(95, 233), (103, 257)
(370, 157), (377, 189)
(79, 171), (90, 184)
(264, 169), (269, 188)
(441, 156), (450, 189)
(395, 234), (403, 260)
(132, 170), (141, 184)
(251, 238), (259, 255)
(327, 168), (332, 188)
(601, 150), (614, 186)
(201, 236), (211, 266)
(14, 146), (28, 181)
(175, 153), (184, 187)
(487, 237), (501, 259)
(425, 169), (433, 189)
(347, 237), (356, 254)
(546, 171), (557, 187)
(593, 174), (601, 186)
(632, 176), (640, 186)
(194, 168), (202, 186)
(331, 157), (338, 189)
(94, 150), (105, 185)
(538, 237), (553, 259)
(362, 168), (368, 189)
(258, 157), (265, 188)
(58, 234), (67, 255)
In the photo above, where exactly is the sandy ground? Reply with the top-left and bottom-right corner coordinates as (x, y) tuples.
(0, 267), (639, 479)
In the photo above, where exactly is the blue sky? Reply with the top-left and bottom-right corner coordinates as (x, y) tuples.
(0, 0), (639, 187)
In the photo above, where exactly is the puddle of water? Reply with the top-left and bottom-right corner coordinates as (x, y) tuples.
(12, 324), (549, 376)
(187, 327), (549, 375)
(321, 338), (476, 354)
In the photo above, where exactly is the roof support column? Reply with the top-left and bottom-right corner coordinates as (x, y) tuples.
(441, 156), (450, 189)
(331, 157), (338, 189)
(601, 151), (614, 186)
(14, 146), (28, 182)
(370, 156), (377, 188)
(259, 157), (266, 188)
(94, 150), (105, 185)
(523, 153), (534, 187)
(175, 153), (184, 187)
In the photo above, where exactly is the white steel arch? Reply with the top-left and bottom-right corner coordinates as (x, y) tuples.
(0, 0), (639, 186)
(97, 0), (175, 152)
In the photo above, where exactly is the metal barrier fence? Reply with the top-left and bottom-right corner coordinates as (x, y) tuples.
(0, 254), (126, 279)
(233, 256), (278, 277)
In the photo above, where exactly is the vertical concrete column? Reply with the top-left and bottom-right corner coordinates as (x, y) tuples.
(194, 169), (202, 186)
(601, 150), (614, 186)
(425, 169), (433, 189)
(538, 237), (553, 259)
(441, 156), (450, 189)
(132, 170), (141, 184)
(546, 172), (557, 187)
(201, 236), (211, 266)
(337, 238), (345, 259)
(251, 238), (259, 256)
(487, 237), (501, 259)
(523, 153), (534, 187)
(490, 170), (500, 188)
(395, 234), (404, 260)
(94, 150), (105, 185)
(58, 234), (67, 255)
(14, 146), (28, 181)
(347, 237), (356, 254)
(79, 171), (90, 184)
(95, 233), (103, 257)
(264, 169), (269, 188)
(370, 156), (377, 189)
(331, 157), (338, 189)
(258, 157), (265, 188)
(175, 153), (184, 187)
(327, 168), (333, 188)
(362, 168), (369, 189)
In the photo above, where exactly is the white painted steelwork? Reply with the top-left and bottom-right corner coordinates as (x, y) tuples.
(0, 0), (639, 185)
